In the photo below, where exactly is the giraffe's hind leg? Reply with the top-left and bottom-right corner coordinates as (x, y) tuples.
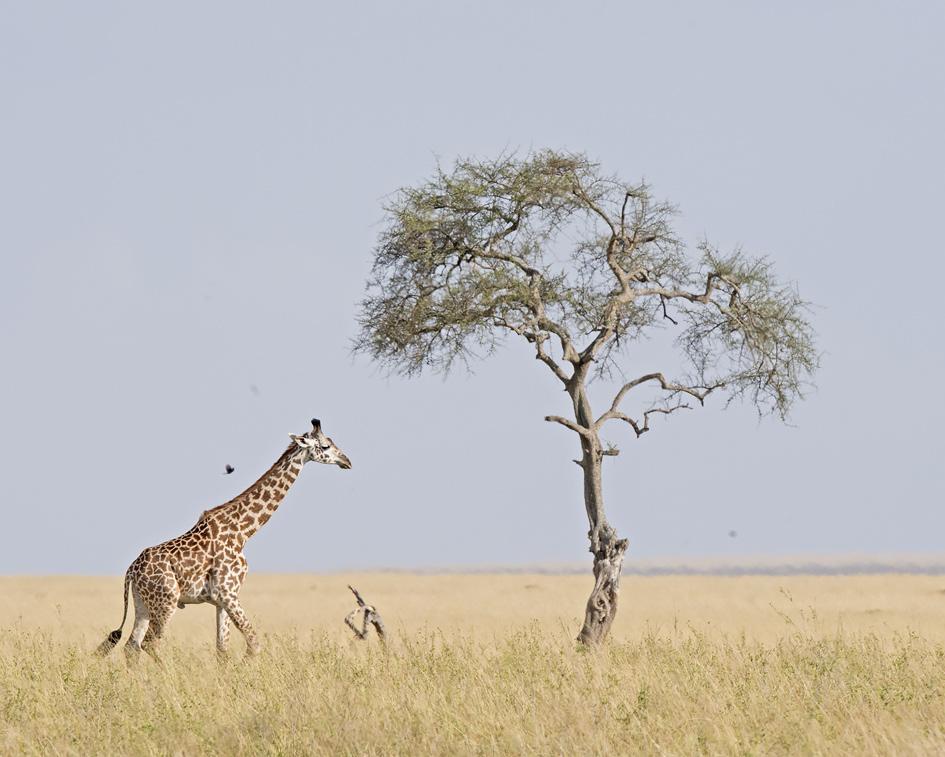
(140, 590), (179, 664)
(127, 572), (179, 664)
(124, 585), (150, 661)
(140, 607), (176, 664)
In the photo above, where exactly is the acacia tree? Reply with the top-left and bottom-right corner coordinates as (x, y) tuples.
(355, 151), (817, 644)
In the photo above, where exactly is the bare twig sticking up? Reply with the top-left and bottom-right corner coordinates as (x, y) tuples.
(344, 585), (386, 641)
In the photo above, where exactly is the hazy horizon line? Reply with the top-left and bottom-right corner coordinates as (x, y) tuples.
(10, 554), (945, 578)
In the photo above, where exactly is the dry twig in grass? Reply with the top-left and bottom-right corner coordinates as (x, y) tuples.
(344, 584), (386, 641)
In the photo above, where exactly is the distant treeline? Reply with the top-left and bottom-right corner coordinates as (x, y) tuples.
(364, 560), (945, 577)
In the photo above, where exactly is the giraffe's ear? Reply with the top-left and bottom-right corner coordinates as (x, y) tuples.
(290, 434), (312, 447)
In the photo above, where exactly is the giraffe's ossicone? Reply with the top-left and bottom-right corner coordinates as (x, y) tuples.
(96, 418), (351, 660)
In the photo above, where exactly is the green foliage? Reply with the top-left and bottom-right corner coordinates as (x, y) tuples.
(679, 244), (819, 417)
(356, 150), (817, 419)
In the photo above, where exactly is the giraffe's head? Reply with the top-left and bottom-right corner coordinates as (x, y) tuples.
(290, 418), (352, 469)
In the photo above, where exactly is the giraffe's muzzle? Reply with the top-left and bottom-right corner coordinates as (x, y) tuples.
(337, 454), (352, 470)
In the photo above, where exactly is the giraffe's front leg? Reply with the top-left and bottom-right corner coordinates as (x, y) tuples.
(214, 552), (256, 655)
(220, 594), (260, 655)
(216, 605), (231, 657)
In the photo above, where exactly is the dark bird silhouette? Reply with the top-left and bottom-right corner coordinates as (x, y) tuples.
(224, 464), (235, 475)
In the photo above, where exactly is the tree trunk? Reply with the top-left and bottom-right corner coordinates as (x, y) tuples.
(577, 522), (629, 645)
(570, 382), (629, 645)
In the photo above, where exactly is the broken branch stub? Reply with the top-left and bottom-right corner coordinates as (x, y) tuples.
(344, 585), (386, 641)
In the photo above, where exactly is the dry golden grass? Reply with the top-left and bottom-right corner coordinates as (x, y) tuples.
(3, 573), (945, 755)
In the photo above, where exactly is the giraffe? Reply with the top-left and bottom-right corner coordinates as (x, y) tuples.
(96, 418), (351, 660)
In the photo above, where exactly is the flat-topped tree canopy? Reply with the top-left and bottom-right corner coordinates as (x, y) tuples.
(356, 149), (818, 644)
(356, 150), (816, 420)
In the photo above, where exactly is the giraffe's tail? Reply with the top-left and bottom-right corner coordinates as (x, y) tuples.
(95, 569), (131, 656)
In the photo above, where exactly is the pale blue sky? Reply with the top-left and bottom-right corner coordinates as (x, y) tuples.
(1, 2), (943, 573)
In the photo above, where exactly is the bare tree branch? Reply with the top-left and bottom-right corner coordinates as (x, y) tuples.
(573, 444), (620, 468)
(635, 271), (738, 307)
(570, 181), (618, 239)
(659, 295), (678, 325)
(344, 585), (386, 641)
(492, 316), (571, 383)
(596, 372), (722, 427)
(607, 402), (692, 438)
(544, 415), (593, 439)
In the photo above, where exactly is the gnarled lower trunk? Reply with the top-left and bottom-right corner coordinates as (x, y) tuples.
(577, 522), (629, 645)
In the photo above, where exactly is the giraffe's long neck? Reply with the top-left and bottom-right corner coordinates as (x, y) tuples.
(210, 445), (305, 545)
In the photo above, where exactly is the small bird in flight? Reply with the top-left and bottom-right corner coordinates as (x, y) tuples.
(224, 464), (235, 475)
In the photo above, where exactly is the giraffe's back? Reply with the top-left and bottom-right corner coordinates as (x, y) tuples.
(129, 520), (219, 602)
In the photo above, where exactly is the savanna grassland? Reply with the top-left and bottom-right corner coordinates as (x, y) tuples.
(3, 573), (945, 755)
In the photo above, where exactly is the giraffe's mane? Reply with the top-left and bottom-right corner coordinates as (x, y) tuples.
(200, 443), (299, 517)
